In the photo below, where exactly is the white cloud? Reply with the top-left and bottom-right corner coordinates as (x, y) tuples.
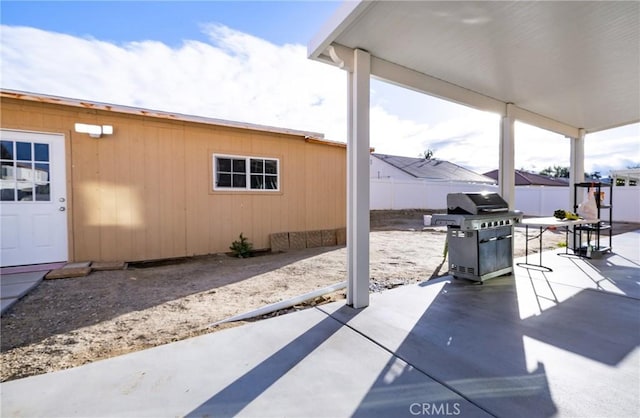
(0, 24), (347, 140)
(1, 24), (637, 176)
(585, 125), (640, 175)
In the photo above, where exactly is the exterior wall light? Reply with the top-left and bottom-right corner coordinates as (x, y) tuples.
(74, 123), (114, 138)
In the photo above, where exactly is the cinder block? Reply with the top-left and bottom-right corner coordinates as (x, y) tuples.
(270, 232), (290, 252)
(336, 227), (347, 246)
(288, 232), (307, 250)
(321, 229), (337, 246)
(306, 230), (323, 248)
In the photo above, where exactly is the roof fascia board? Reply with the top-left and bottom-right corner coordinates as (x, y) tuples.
(584, 119), (640, 135)
(308, 0), (374, 60)
(1, 89), (326, 140)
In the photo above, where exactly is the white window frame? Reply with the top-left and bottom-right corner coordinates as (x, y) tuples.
(212, 154), (280, 192)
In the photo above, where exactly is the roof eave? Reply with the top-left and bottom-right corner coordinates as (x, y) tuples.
(1, 89), (327, 141)
(307, 0), (373, 61)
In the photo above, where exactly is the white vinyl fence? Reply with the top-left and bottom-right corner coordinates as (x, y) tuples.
(515, 186), (569, 216)
(371, 178), (640, 222)
(371, 178), (497, 211)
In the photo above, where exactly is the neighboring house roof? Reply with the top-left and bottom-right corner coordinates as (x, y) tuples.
(0, 89), (346, 148)
(610, 168), (640, 180)
(372, 153), (495, 183)
(483, 169), (568, 186)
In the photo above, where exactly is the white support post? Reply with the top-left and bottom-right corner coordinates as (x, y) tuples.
(569, 129), (586, 212)
(569, 129), (586, 250)
(499, 104), (516, 209)
(347, 48), (370, 309)
(346, 70), (354, 305)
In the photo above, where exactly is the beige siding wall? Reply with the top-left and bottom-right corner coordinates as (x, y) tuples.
(1, 98), (346, 262)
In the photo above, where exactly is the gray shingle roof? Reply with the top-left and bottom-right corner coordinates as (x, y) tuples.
(483, 169), (568, 186)
(373, 153), (495, 183)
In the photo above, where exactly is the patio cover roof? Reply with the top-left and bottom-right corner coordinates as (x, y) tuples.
(309, 0), (639, 135)
(308, 0), (639, 308)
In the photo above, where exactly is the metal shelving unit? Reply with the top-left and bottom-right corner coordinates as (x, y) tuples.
(573, 182), (612, 257)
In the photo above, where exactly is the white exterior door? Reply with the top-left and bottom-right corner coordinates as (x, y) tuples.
(1, 130), (68, 267)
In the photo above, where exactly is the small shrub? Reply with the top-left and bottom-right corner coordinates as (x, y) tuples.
(230, 233), (253, 258)
(557, 241), (568, 248)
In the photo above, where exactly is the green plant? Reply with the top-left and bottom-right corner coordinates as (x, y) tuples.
(557, 241), (568, 248)
(230, 233), (253, 258)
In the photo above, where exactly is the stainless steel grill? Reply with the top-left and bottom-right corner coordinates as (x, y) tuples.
(431, 193), (522, 282)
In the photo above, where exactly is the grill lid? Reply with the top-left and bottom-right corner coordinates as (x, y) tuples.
(447, 192), (509, 215)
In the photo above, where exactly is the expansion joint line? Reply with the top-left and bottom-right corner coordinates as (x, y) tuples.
(318, 307), (499, 418)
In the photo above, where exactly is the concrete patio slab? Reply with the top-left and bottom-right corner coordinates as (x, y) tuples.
(0, 271), (46, 315)
(517, 228), (639, 300)
(1, 230), (638, 417)
(320, 276), (639, 417)
(1, 298), (15, 313)
(0, 306), (489, 418)
(1, 282), (40, 299)
(0, 271), (46, 286)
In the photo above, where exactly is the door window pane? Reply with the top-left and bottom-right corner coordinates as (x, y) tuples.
(1, 183), (15, 201)
(16, 142), (32, 161)
(1, 141), (13, 159)
(1, 162), (15, 180)
(18, 187), (34, 201)
(34, 143), (49, 162)
(0, 141), (52, 202)
(16, 162), (32, 181)
(35, 183), (50, 201)
(34, 163), (50, 182)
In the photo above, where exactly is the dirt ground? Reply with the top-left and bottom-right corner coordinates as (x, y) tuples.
(1, 210), (637, 382)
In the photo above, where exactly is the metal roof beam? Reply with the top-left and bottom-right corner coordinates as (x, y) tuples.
(510, 106), (579, 139)
(372, 54), (581, 138)
(320, 44), (582, 138)
(370, 53), (505, 116)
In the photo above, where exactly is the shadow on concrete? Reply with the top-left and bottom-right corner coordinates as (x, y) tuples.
(185, 305), (361, 417)
(348, 278), (558, 417)
(523, 286), (639, 366)
(578, 253), (640, 299)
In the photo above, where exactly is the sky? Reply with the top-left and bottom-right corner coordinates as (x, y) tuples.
(1, 0), (638, 176)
